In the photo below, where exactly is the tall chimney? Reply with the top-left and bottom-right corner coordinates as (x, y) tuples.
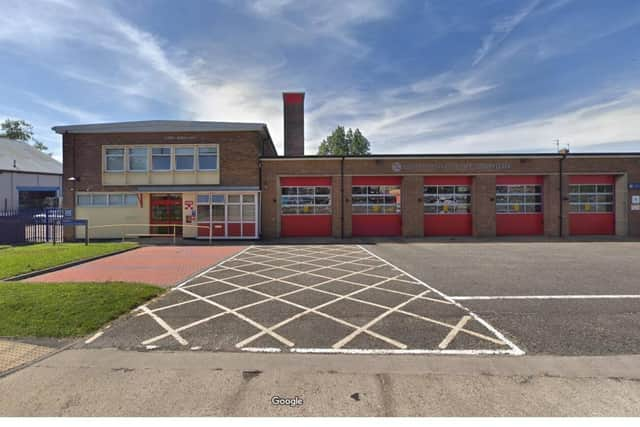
(283, 92), (305, 156)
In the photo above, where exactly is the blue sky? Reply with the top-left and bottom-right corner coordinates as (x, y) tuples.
(1, 0), (639, 160)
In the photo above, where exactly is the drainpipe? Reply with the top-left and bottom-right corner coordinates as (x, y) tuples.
(559, 151), (566, 238)
(341, 156), (345, 239)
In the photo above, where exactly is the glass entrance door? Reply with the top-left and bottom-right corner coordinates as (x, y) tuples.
(196, 192), (258, 239)
(150, 194), (183, 235)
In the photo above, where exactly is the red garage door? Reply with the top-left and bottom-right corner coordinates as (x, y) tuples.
(280, 177), (332, 237)
(424, 176), (472, 236)
(496, 176), (544, 236)
(352, 176), (402, 237)
(569, 175), (615, 235)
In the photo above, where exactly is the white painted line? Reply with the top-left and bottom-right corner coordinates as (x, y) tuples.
(140, 306), (188, 346)
(357, 245), (524, 356)
(145, 345), (159, 350)
(290, 348), (520, 355)
(178, 287), (296, 347)
(84, 331), (104, 344)
(452, 295), (640, 301)
(438, 315), (471, 349)
(174, 245), (254, 289)
(333, 291), (430, 349)
(190, 346), (202, 351)
(241, 347), (282, 353)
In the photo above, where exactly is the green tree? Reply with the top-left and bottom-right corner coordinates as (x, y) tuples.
(1, 119), (34, 142)
(317, 126), (371, 156)
(0, 119), (49, 153)
(32, 139), (49, 152)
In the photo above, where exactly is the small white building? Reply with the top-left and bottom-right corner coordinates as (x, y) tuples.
(0, 137), (62, 211)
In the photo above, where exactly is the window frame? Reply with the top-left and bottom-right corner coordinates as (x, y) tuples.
(197, 146), (218, 171)
(151, 146), (172, 172)
(351, 185), (401, 215)
(104, 147), (125, 172)
(496, 184), (542, 214)
(127, 146), (148, 172)
(569, 184), (614, 214)
(423, 184), (471, 215)
(76, 193), (140, 208)
(280, 186), (332, 215)
(174, 146), (195, 171)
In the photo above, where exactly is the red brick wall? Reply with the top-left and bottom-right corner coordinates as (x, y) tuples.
(261, 156), (640, 238)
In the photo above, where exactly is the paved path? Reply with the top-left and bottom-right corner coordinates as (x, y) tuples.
(0, 339), (54, 376)
(25, 246), (246, 287)
(1, 349), (639, 416)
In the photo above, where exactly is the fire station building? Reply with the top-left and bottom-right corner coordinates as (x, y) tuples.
(55, 92), (640, 241)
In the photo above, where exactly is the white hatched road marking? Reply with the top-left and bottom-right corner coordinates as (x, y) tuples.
(134, 244), (521, 355)
(438, 315), (471, 349)
(357, 245), (524, 355)
(140, 306), (188, 346)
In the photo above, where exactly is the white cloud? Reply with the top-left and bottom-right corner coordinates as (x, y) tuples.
(473, 0), (540, 66)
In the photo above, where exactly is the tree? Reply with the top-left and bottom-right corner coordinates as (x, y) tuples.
(0, 118), (49, 152)
(1, 119), (34, 142)
(317, 126), (371, 156)
(32, 139), (49, 152)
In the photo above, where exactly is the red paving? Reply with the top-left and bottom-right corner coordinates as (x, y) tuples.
(24, 246), (246, 287)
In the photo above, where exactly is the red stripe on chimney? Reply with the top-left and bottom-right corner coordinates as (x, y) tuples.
(283, 93), (304, 104)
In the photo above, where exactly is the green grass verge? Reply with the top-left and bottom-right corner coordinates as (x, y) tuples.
(0, 242), (138, 279)
(0, 282), (163, 337)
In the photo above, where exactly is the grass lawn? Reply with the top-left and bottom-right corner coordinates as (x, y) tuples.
(0, 242), (138, 279)
(0, 282), (163, 337)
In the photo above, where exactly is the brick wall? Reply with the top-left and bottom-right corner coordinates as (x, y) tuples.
(262, 155), (640, 239)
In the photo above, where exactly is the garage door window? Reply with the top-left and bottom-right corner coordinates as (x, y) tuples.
(496, 185), (542, 213)
(352, 186), (401, 214)
(281, 186), (331, 215)
(424, 185), (471, 214)
(569, 184), (613, 213)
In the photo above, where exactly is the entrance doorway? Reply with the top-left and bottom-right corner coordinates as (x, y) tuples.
(150, 194), (183, 235)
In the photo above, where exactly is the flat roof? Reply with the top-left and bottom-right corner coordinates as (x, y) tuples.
(52, 120), (276, 154)
(261, 152), (640, 160)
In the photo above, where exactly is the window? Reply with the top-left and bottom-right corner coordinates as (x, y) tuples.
(76, 193), (139, 207)
(124, 194), (138, 206)
(127, 147), (147, 171)
(352, 185), (400, 215)
(92, 194), (107, 206)
(152, 147), (171, 171)
(198, 146), (218, 170)
(175, 147), (194, 170)
(108, 194), (123, 206)
(242, 195), (256, 221)
(77, 194), (91, 206)
(569, 184), (613, 213)
(496, 184), (542, 214)
(105, 148), (124, 171)
(424, 185), (471, 214)
(280, 186), (332, 215)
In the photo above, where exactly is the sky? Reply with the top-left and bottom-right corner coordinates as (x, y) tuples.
(1, 0), (639, 161)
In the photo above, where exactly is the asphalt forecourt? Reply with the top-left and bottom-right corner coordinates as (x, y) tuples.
(84, 244), (522, 355)
(365, 241), (640, 356)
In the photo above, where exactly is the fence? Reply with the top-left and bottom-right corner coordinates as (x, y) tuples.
(0, 208), (64, 244)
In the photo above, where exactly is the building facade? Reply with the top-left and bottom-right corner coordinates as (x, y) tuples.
(55, 94), (640, 240)
(0, 137), (62, 212)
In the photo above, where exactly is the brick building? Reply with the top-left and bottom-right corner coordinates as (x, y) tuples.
(55, 93), (640, 240)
